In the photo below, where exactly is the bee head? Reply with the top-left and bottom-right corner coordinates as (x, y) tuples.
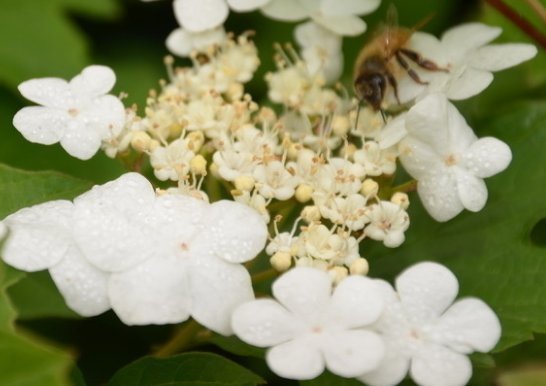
(354, 73), (386, 111)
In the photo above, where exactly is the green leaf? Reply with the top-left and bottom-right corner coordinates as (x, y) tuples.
(0, 260), (73, 386)
(7, 271), (78, 320)
(0, 329), (72, 386)
(108, 352), (265, 386)
(209, 334), (266, 358)
(367, 100), (546, 351)
(498, 366), (546, 386)
(0, 163), (92, 218)
(0, 0), (120, 90)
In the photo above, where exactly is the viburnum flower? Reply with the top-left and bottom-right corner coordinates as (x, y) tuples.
(12, 65), (125, 160)
(166, 26), (227, 57)
(358, 262), (501, 386)
(364, 201), (409, 248)
(232, 267), (385, 380)
(1, 173), (268, 334)
(294, 21), (343, 83)
(398, 93), (512, 222)
(393, 23), (537, 103)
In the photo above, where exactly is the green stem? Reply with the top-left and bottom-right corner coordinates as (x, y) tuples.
(392, 180), (418, 193)
(154, 319), (203, 357)
(251, 268), (278, 284)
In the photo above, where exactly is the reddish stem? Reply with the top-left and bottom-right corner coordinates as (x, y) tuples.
(484, 0), (546, 50)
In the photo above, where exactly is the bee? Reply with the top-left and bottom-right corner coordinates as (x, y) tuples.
(353, 7), (447, 112)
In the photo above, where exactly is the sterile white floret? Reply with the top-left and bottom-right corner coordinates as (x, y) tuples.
(13, 65), (126, 160)
(232, 267), (385, 380)
(358, 262), (501, 386)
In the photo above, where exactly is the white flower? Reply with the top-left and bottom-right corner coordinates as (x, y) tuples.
(1, 173), (268, 334)
(295, 21), (343, 83)
(253, 160), (299, 200)
(261, 0), (381, 36)
(166, 26), (227, 57)
(398, 94), (512, 222)
(150, 139), (195, 181)
(13, 65), (125, 160)
(354, 141), (397, 176)
(395, 23), (537, 103)
(358, 262), (501, 386)
(365, 201), (409, 248)
(232, 267), (385, 380)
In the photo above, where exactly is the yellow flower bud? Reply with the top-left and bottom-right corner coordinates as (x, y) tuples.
(234, 175), (255, 191)
(270, 251), (292, 272)
(190, 155), (207, 175)
(391, 192), (410, 210)
(295, 184), (313, 203)
(349, 258), (369, 276)
(361, 178), (379, 196)
(130, 131), (152, 152)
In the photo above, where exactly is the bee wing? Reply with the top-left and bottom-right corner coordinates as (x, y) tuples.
(384, 4), (399, 57)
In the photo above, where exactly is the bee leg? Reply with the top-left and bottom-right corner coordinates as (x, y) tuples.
(386, 72), (401, 105)
(395, 51), (429, 85)
(399, 48), (449, 72)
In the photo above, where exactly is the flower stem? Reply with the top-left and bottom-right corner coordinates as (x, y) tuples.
(484, 0), (546, 50)
(525, 0), (546, 25)
(252, 268), (278, 284)
(392, 180), (418, 193)
(154, 319), (203, 357)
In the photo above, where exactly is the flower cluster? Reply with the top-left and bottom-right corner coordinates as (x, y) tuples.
(1, 173), (267, 334)
(1, 1), (538, 385)
(232, 262), (501, 386)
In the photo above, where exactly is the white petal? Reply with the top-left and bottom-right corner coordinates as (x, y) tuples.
(445, 67), (494, 100)
(2, 201), (74, 271)
(232, 299), (302, 347)
(469, 43), (537, 72)
(59, 120), (102, 160)
(82, 95), (126, 139)
(17, 77), (71, 108)
(313, 15), (366, 36)
(417, 171), (464, 222)
(294, 21), (341, 51)
(173, 0), (228, 32)
(49, 247), (110, 317)
(441, 23), (501, 52)
(320, 0), (380, 17)
(261, 0), (309, 21)
(190, 26), (226, 51)
(396, 262), (459, 322)
(227, 0), (269, 11)
(378, 114), (407, 149)
(435, 298), (501, 353)
(323, 330), (385, 377)
(266, 338), (324, 380)
(463, 137), (512, 178)
(166, 28), (194, 57)
(13, 106), (67, 145)
(272, 267), (332, 323)
(454, 168), (487, 212)
(189, 254), (254, 335)
(69, 65), (116, 98)
(410, 342), (472, 386)
(73, 173), (156, 272)
(358, 353), (410, 386)
(328, 276), (384, 328)
(405, 94), (451, 151)
(198, 200), (267, 264)
(109, 255), (191, 325)
(398, 136), (443, 180)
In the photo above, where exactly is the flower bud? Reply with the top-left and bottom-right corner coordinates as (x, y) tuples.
(234, 175), (255, 191)
(361, 178), (379, 196)
(391, 192), (410, 209)
(295, 184), (313, 203)
(209, 162), (221, 178)
(190, 155), (207, 175)
(329, 266), (349, 284)
(349, 258), (369, 276)
(270, 251), (292, 272)
(130, 131), (152, 152)
(301, 205), (321, 223)
(332, 115), (350, 137)
(187, 131), (205, 152)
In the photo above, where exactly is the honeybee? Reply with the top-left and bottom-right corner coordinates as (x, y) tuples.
(353, 8), (447, 112)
